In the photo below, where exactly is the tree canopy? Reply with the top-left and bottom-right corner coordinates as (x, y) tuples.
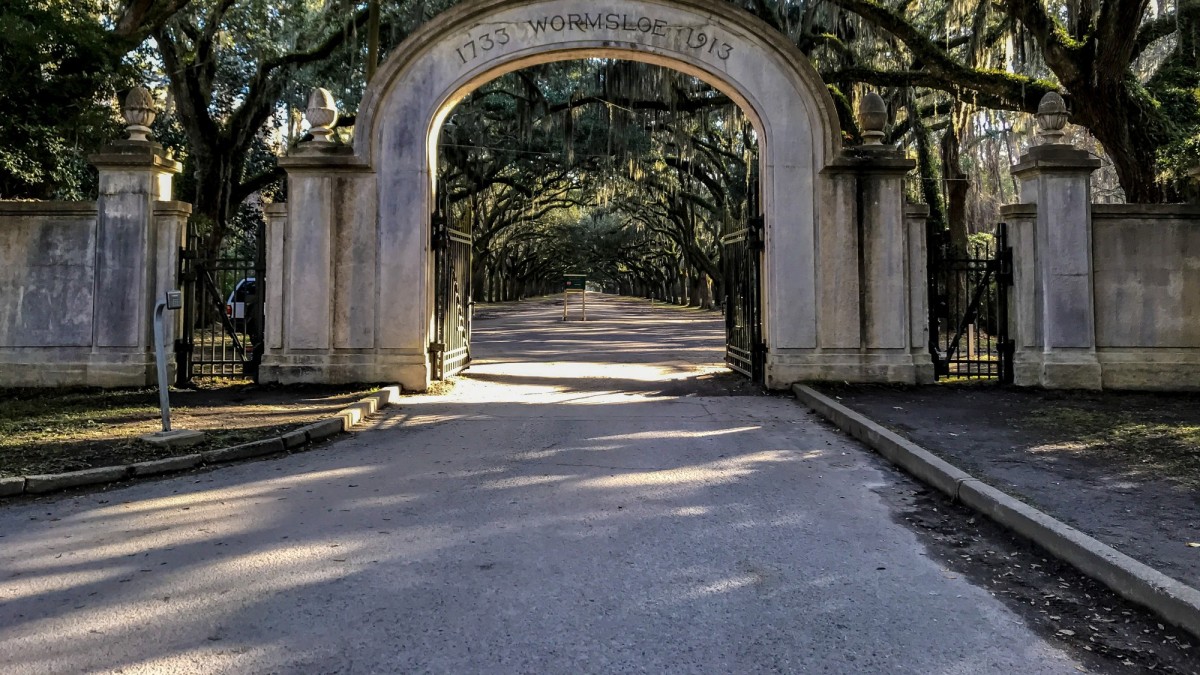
(2, 0), (1197, 291)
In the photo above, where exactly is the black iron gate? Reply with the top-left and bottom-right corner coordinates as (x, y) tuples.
(176, 221), (265, 385)
(927, 222), (1014, 382)
(431, 208), (473, 380)
(722, 209), (765, 383)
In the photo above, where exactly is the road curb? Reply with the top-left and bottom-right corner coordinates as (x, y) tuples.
(0, 385), (402, 500)
(793, 383), (1200, 642)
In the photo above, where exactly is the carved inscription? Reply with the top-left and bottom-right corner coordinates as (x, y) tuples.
(454, 14), (735, 65)
(455, 27), (512, 63)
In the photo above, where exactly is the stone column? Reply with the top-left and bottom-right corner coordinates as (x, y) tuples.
(1009, 93), (1102, 389)
(814, 93), (931, 383)
(262, 203), (288, 359)
(87, 87), (183, 386)
(153, 201), (192, 382)
(260, 88), (406, 386)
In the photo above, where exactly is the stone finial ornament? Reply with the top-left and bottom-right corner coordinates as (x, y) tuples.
(123, 86), (157, 142)
(305, 88), (338, 143)
(1036, 92), (1069, 142)
(857, 92), (887, 145)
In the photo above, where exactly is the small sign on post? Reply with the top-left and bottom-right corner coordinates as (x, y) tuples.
(562, 274), (587, 321)
(141, 290), (205, 448)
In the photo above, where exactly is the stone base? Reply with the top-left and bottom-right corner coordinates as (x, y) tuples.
(766, 350), (935, 389)
(0, 349), (162, 388)
(140, 429), (206, 448)
(1014, 350), (1103, 390)
(260, 351), (429, 390)
(1097, 349), (1200, 390)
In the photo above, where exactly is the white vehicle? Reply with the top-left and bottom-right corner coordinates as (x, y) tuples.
(225, 277), (257, 330)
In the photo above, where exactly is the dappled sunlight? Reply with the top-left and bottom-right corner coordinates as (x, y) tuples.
(91, 644), (288, 675)
(589, 426), (760, 441)
(479, 474), (572, 490)
(474, 360), (707, 385)
(577, 450), (797, 490)
(0, 298), (1057, 674)
(78, 466), (378, 519)
(677, 573), (761, 600)
(3, 539), (374, 661)
(2, 567), (127, 602)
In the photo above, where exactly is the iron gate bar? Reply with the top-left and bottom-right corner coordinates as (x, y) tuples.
(927, 221), (1013, 383)
(175, 219), (266, 384)
(722, 213), (764, 383)
(431, 208), (473, 381)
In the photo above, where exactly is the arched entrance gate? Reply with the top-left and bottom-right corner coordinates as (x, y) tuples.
(261, 0), (934, 391)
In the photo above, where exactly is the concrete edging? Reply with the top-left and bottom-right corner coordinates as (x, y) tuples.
(793, 383), (1200, 642)
(0, 385), (402, 499)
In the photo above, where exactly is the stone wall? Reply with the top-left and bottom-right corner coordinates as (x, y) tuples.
(1003, 201), (1200, 390)
(1091, 204), (1200, 389)
(0, 142), (187, 388)
(0, 203), (99, 382)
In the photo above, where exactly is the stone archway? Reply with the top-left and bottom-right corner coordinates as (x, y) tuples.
(263, 0), (933, 390)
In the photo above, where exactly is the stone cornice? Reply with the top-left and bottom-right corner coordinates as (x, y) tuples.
(1092, 204), (1200, 219)
(823, 148), (916, 175)
(0, 201), (97, 218)
(153, 201), (193, 217)
(278, 144), (371, 172)
(999, 203), (1038, 217)
(89, 141), (182, 174)
(1011, 144), (1101, 175)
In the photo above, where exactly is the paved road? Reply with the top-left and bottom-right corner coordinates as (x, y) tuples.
(0, 296), (1087, 673)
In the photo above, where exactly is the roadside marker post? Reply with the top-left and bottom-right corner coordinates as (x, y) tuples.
(562, 274), (587, 321)
(141, 290), (206, 447)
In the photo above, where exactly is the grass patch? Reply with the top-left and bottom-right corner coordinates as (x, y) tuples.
(0, 384), (381, 478)
(1028, 406), (1200, 489)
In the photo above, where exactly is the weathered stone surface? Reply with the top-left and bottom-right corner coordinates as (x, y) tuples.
(130, 453), (202, 476)
(1092, 205), (1200, 349)
(0, 142), (183, 389)
(201, 438), (284, 464)
(140, 429), (206, 448)
(281, 428), (309, 448)
(1008, 168), (1200, 390)
(1010, 143), (1102, 389)
(25, 466), (131, 493)
(0, 476), (25, 497)
(302, 418), (344, 441)
(0, 203), (97, 349)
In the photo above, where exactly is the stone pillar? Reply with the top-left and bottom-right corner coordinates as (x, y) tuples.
(1009, 93), (1102, 389)
(86, 87), (183, 386)
(810, 93), (932, 383)
(262, 203), (287, 359)
(153, 201), (192, 382)
(261, 89), (423, 387)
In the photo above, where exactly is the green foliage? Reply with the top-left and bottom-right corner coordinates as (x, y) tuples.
(0, 0), (128, 199)
(440, 60), (758, 301)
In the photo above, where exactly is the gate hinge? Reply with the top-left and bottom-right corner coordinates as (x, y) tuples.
(428, 341), (445, 355)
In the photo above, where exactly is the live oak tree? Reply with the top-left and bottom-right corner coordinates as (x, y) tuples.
(782, 0), (1200, 203)
(0, 0), (188, 198)
(439, 60), (757, 306)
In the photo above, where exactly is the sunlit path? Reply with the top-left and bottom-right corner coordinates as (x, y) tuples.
(0, 297), (1086, 674)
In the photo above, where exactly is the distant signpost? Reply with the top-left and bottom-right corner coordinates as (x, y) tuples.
(563, 274), (587, 321)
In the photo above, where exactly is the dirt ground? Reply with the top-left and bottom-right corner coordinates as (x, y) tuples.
(819, 384), (1200, 589)
(0, 383), (380, 478)
(874, 474), (1199, 674)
